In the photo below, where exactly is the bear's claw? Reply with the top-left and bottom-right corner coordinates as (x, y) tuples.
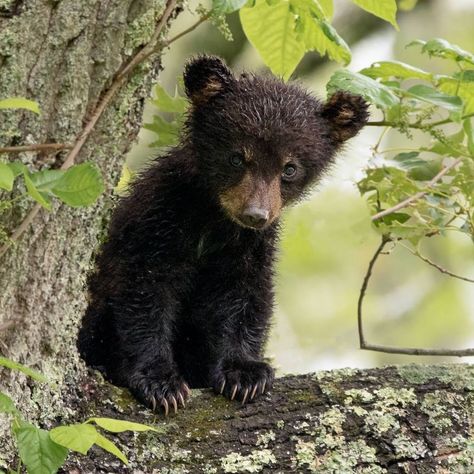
(213, 359), (274, 404)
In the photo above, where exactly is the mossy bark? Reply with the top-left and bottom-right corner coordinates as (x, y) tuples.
(0, 0), (179, 461)
(13, 364), (474, 473)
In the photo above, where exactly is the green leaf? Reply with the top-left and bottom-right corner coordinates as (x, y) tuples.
(151, 84), (187, 114)
(51, 163), (103, 207)
(291, 0), (351, 66)
(360, 60), (432, 81)
(144, 115), (182, 148)
(0, 163), (15, 191)
(0, 97), (40, 114)
(30, 170), (65, 193)
(391, 151), (442, 181)
(0, 392), (18, 415)
(327, 69), (399, 109)
(0, 357), (47, 382)
(408, 38), (474, 66)
(398, 0), (418, 11)
(24, 172), (52, 210)
(350, 0), (398, 29)
(13, 422), (68, 474)
(438, 72), (474, 115)
(424, 129), (465, 158)
(7, 161), (27, 178)
(317, 0), (333, 19)
(240, 0), (305, 80)
(94, 433), (128, 465)
(406, 84), (463, 113)
(87, 417), (159, 433)
(49, 424), (97, 455)
(464, 118), (474, 156)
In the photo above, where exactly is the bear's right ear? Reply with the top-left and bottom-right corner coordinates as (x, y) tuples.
(183, 55), (234, 105)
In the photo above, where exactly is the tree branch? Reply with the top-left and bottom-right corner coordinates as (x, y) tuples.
(358, 237), (474, 356)
(0, 144), (71, 154)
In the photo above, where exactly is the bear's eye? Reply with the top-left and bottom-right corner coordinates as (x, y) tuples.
(229, 152), (245, 168)
(282, 163), (297, 180)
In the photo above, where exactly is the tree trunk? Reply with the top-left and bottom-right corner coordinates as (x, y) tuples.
(22, 364), (474, 472)
(0, 0), (179, 457)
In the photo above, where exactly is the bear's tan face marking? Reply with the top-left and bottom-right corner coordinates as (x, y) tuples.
(218, 170), (282, 230)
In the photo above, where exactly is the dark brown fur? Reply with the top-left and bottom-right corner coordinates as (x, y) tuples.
(77, 56), (368, 413)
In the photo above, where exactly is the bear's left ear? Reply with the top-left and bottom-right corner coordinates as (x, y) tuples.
(321, 91), (369, 144)
(183, 55), (234, 105)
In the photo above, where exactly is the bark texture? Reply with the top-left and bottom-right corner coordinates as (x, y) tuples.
(0, 0), (178, 457)
(6, 364), (474, 473)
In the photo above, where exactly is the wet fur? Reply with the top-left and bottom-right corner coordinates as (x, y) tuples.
(77, 56), (368, 410)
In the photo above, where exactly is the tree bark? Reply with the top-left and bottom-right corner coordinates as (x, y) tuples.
(0, 0), (179, 457)
(17, 364), (474, 472)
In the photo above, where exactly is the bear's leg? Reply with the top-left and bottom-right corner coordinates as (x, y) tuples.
(207, 285), (275, 404)
(110, 285), (191, 414)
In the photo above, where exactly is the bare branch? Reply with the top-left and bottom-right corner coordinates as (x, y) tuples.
(358, 237), (474, 357)
(415, 251), (474, 283)
(0, 143), (71, 154)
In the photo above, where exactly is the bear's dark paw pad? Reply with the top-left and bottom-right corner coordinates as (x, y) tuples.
(130, 373), (191, 415)
(213, 359), (274, 404)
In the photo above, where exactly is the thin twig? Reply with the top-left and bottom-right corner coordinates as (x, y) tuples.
(357, 236), (390, 348)
(366, 111), (474, 129)
(358, 237), (474, 357)
(0, 143), (71, 154)
(61, 0), (178, 170)
(0, 0), (179, 258)
(371, 157), (463, 221)
(163, 13), (210, 46)
(415, 251), (474, 283)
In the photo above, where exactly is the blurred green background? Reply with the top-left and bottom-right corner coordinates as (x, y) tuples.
(128, 0), (474, 374)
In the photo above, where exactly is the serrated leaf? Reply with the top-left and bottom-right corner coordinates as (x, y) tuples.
(13, 422), (68, 474)
(51, 163), (103, 207)
(24, 172), (52, 210)
(49, 424), (97, 455)
(0, 392), (18, 415)
(144, 115), (181, 148)
(87, 417), (159, 433)
(0, 97), (40, 114)
(151, 84), (187, 114)
(94, 433), (128, 464)
(291, 0), (351, 65)
(0, 163), (15, 191)
(350, 0), (398, 29)
(0, 357), (47, 382)
(360, 61), (432, 81)
(398, 0), (417, 11)
(30, 170), (65, 193)
(240, 0), (305, 80)
(406, 84), (463, 113)
(390, 152), (442, 180)
(408, 38), (474, 66)
(317, 0), (333, 19)
(327, 69), (399, 109)
(438, 72), (474, 115)
(7, 162), (27, 178)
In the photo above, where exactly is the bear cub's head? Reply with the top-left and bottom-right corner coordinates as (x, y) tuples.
(183, 55), (368, 230)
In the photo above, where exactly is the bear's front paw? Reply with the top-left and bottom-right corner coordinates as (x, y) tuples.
(212, 359), (274, 404)
(129, 372), (191, 415)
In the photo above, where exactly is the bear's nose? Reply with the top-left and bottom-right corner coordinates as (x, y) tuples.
(241, 206), (270, 228)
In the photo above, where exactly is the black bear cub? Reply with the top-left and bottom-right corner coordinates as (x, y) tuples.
(78, 56), (368, 414)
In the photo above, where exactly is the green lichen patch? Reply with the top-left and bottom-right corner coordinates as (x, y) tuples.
(420, 391), (459, 432)
(397, 364), (474, 390)
(221, 449), (277, 473)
